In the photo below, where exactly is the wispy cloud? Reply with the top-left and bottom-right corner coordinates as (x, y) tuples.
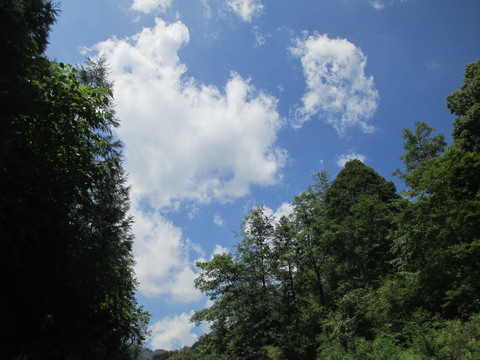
(254, 27), (267, 47)
(131, 0), (173, 13)
(370, 0), (406, 10)
(337, 152), (366, 167)
(213, 214), (225, 227)
(201, 0), (212, 18)
(290, 32), (379, 134)
(227, 0), (264, 22)
(426, 59), (442, 71)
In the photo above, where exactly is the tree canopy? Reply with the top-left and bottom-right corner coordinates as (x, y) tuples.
(1, 1), (149, 359)
(161, 59), (480, 360)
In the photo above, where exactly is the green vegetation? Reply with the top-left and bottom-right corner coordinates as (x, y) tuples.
(1, 1), (149, 359)
(2, 1), (479, 359)
(165, 59), (480, 359)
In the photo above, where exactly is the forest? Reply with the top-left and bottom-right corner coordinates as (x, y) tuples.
(158, 61), (480, 359)
(2, 1), (149, 359)
(2, 1), (480, 359)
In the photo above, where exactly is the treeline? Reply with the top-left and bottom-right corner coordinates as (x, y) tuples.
(1, 1), (149, 359)
(164, 59), (480, 360)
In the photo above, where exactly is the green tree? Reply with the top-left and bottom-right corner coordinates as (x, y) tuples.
(0, 0), (57, 133)
(1, 2), (149, 359)
(193, 207), (279, 359)
(393, 60), (480, 319)
(292, 171), (331, 308)
(321, 160), (398, 346)
(289, 172), (333, 358)
(188, 60), (480, 359)
(324, 160), (398, 293)
(393, 121), (447, 197)
(269, 215), (304, 358)
(447, 59), (480, 152)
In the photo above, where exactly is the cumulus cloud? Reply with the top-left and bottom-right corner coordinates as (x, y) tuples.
(131, 0), (173, 13)
(132, 209), (203, 301)
(263, 202), (294, 224)
(227, 0), (264, 22)
(290, 32), (379, 134)
(95, 18), (285, 209)
(211, 244), (229, 258)
(150, 312), (197, 350)
(92, 18), (286, 303)
(337, 152), (366, 167)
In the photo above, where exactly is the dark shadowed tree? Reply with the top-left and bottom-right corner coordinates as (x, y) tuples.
(1, 2), (149, 359)
(322, 160), (398, 346)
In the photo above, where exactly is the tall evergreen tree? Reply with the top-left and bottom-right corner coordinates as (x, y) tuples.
(393, 59), (480, 319)
(324, 160), (398, 293)
(1, 2), (149, 359)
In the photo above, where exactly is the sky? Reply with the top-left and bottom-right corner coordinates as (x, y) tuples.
(46, 0), (480, 350)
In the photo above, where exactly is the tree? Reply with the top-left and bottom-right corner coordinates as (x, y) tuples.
(269, 215), (304, 358)
(315, 161), (398, 347)
(1, 2), (149, 359)
(292, 171), (330, 308)
(188, 61), (480, 359)
(324, 160), (398, 292)
(0, 0), (57, 134)
(393, 59), (480, 319)
(393, 121), (447, 197)
(447, 59), (480, 152)
(193, 207), (279, 360)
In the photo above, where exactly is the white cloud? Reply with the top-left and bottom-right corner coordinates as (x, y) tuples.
(337, 152), (366, 167)
(426, 59), (442, 71)
(370, 0), (406, 10)
(254, 29), (267, 47)
(201, 0), (212, 18)
(92, 18), (286, 303)
(370, 0), (387, 9)
(132, 209), (203, 302)
(95, 18), (286, 210)
(242, 203), (293, 246)
(290, 32), (379, 134)
(150, 312), (197, 350)
(264, 202), (294, 224)
(211, 244), (229, 258)
(227, 0), (264, 22)
(213, 214), (225, 227)
(131, 0), (172, 13)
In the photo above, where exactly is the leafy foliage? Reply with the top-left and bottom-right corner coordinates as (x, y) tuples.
(179, 59), (480, 359)
(1, 2), (149, 359)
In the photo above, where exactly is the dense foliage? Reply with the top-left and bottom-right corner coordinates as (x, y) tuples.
(1, 1), (149, 359)
(164, 59), (480, 359)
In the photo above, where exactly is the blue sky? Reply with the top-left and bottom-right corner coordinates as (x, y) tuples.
(47, 0), (480, 350)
